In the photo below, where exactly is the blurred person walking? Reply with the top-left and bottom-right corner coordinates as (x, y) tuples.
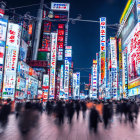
(75, 101), (81, 120)
(89, 106), (101, 133)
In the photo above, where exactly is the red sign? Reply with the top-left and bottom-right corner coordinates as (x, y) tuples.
(58, 30), (64, 36)
(28, 60), (48, 67)
(28, 24), (32, 35)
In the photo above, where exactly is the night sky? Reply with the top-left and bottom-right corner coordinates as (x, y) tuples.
(6, 0), (127, 84)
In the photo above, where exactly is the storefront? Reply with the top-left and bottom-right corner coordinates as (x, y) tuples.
(118, 0), (140, 98)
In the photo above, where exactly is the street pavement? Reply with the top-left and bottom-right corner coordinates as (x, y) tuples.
(0, 111), (140, 140)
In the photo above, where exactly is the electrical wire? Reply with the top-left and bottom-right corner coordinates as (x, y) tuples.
(5, 3), (40, 10)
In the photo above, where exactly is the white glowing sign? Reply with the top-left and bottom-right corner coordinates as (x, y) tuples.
(3, 23), (21, 100)
(64, 59), (69, 99)
(49, 33), (57, 99)
(51, 2), (70, 11)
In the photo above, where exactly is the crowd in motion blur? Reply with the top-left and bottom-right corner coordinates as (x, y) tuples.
(0, 98), (139, 134)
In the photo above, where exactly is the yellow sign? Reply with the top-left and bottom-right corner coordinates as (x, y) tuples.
(120, 0), (133, 24)
(128, 78), (140, 89)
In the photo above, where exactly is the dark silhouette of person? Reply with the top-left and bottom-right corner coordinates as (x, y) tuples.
(15, 102), (22, 118)
(134, 102), (139, 123)
(67, 101), (74, 124)
(56, 101), (65, 125)
(89, 106), (101, 133)
(0, 99), (11, 128)
(75, 101), (81, 120)
(103, 102), (110, 129)
(81, 101), (87, 119)
(46, 101), (52, 115)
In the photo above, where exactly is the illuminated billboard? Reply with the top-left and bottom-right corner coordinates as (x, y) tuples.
(110, 37), (117, 99)
(136, 0), (140, 22)
(65, 46), (72, 58)
(3, 23), (21, 100)
(123, 23), (140, 90)
(19, 39), (28, 62)
(64, 59), (69, 99)
(58, 24), (65, 61)
(43, 74), (49, 99)
(49, 33), (57, 99)
(92, 60), (97, 98)
(76, 72), (80, 97)
(100, 17), (106, 84)
(122, 49), (128, 97)
(51, 2), (70, 11)
(60, 65), (64, 91)
(73, 73), (77, 98)
(0, 18), (8, 93)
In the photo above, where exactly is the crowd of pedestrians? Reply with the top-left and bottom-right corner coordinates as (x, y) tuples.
(0, 99), (139, 134)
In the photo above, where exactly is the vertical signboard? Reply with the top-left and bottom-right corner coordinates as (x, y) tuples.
(43, 74), (49, 99)
(73, 73), (77, 99)
(122, 49), (128, 97)
(136, 0), (140, 22)
(57, 24), (65, 60)
(118, 38), (123, 97)
(92, 60), (97, 98)
(100, 17), (106, 89)
(76, 72), (80, 98)
(0, 18), (8, 94)
(49, 33), (57, 99)
(60, 65), (64, 92)
(3, 23), (21, 100)
(110, 37), (117, 99)
(64, 58), (69, 99)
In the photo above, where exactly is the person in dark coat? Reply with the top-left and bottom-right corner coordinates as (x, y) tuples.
(103, 102), (110, 129)
(81, 101), (87, 119)
(75, 101), (81, 120)
(89, 106), (101, 133)
(134, 102), (139, 123)
(67, 101), (74, 124)
(46, 101), (52, 115)
(15, 102), (22, 118)
(56, 101), (65, 125)
(0, 99), (11, 132)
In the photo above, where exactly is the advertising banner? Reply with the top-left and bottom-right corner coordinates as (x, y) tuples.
(92, 60), (97, 98)
(43, 74), (49, 87)
(122, 49), (128, 97)
(123, 23), (140, 90)
(0, 18), (8, 94)
(3, 23), (21, 100)
(73, 73), (77, 98)
(65, 46), (72, 61)
(0, 42), (5, 67)
(51, 2), (70, 11)
(110, 37), (117, 99)
(16, 77), (26, 92)
(19, 39), (28, 62)
(30, 76), (38, 96)
(49, 33), (57, 99)
(3, 73), (16, 98)
(128, 86), (140, 96)
(60, 65), (64, 91)
(76, 72), (80, 97)
(100, 17), (106, 84)
(136, 0), (140, 22)
(0, 18), (8, 42)
(42, 74), (49, 99)
(57, 24), (65, 61)
(64, 59), (69, 99)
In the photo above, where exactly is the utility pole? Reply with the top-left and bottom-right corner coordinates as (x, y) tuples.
(32, 0), (44, 60)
